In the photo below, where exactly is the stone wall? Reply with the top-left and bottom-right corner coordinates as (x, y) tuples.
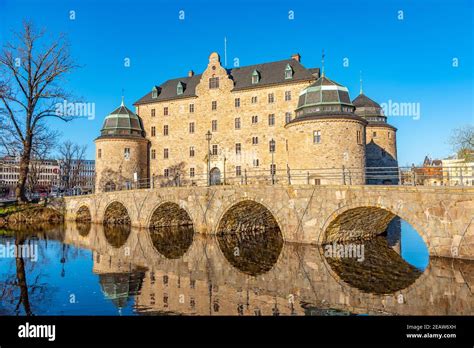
(285, 118), (366, 184)
(95, 137), (149, 192)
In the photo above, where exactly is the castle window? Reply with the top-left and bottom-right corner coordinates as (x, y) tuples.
(189, 122), (195, 134)
(285, 112), (292, 123)
(151, 108), (156, 117)
(177, 81), (184, 95)
(189, 103), (194, 113)
(235, 98), (240, 108)
(152, 87), (158, 98)
(164, 148), (169, 159)
(285, 64), (293, 79)
(268, 114), (275, 126)
(268, 93), (274, 103)
(269, 140), (276, 153)
(252, 115), (258, 124)
(313, 130), (321, 144)
(163, 125), (169, 136)
(98, 149), (102, 159)
(212, 101), (217, 110)
(164, 107), (169, 116)
(124, 148), (130, 160)
(189, 146), (195, 157)
(270, 164), (276, 175)
(251, 96), (258, 104)
(388, 131), (391, 139)
(164, 169), (169, 177)
(252, 136), (259, 145)
(252, 70), (260, 84)
(236, 166), (242, 176)
(373, 131), (377, 137)
(235, 117), (241, 129)
(212, 144), (218, 155)
(253, 159), (259, 167)
(151, 126), (156, 137)
(357, 130), (362, 145)
(212, 120), (218, 132)
(209, 77), (219, 89)
(190, 167), (195, 177)
(235, 143), (241, 154)
(285, 91), (291, 101)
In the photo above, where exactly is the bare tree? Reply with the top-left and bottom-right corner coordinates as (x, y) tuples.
(450, 125), (474, 160)
(0, 21), (79, 203)
(58, 140), (87, 190)
(26, 127), (59, 194)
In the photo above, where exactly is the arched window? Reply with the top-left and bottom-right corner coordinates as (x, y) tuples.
(252, 70), (260, 84)
(285, 64), (293, 79)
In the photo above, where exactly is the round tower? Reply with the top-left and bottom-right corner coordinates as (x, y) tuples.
(352, 93), (398, 184)
(285, 75), (367, 185)
(95, 101), (149, 192)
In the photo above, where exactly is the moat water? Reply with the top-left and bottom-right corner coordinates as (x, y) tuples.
(0, 220), (472, 316)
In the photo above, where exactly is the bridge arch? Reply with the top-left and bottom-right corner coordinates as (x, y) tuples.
(147, 201), (194, 229)
(215, 199), (284, 275)
(215, 199), (282, 236)
(319, 203), (430, 249)
(103, 201), (131, 225)
(75, 205), (92, 223)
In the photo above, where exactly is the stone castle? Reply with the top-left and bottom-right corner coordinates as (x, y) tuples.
(95, 52), (397, 192)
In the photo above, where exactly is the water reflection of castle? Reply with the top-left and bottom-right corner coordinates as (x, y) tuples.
(64, 222), (473, 316)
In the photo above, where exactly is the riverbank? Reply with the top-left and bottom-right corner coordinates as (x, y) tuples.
(0, 203), (63, 227)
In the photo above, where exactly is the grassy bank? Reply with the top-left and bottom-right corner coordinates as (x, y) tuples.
(0, 203), (63, 226)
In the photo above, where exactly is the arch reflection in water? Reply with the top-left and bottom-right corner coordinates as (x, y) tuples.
(323, 236), (423, 294)
(104, 224), (131, 248)
(217, 200), (283, 276)
(76, 222), (91, 237)
(149, 225), (194, 259)
(148, 202), (194, 258)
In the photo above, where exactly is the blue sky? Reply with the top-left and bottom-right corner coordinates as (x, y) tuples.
(1, 0), (472, 164)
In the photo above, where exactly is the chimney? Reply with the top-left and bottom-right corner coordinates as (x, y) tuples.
(188, 70), (194, 77)
(291, 53), (301, 62)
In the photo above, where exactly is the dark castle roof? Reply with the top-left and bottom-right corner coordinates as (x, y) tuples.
(134, 59), (319, 105)
(98, 102), (145, 139)
(352, 93), (381, 108)
(296, 76), (353, 109)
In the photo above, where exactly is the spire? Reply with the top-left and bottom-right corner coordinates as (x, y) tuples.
(359, 70), (363, 95)
(321, 49), (325, 77)
(121, 88), (125, 106)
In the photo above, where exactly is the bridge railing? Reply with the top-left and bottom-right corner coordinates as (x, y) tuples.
(89, 165), (474, 194)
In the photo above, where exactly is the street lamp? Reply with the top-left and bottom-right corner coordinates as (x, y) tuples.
(270, 138), (275, 185)
(206, 130), (212, 186)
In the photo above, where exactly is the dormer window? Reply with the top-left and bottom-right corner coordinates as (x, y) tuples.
(177, 81), (185, 95)
(152, 86), (158, 98)
(285, 64), (293, 79)
(252, 70), (260, 84)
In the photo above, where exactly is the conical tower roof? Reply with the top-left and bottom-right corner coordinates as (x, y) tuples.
(352, 93), (381, 108)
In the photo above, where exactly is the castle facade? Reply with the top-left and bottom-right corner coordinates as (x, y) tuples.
(95, 52), (397, 192)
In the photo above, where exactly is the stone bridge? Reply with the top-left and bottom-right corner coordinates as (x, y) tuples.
(63, 185), (474, 259)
